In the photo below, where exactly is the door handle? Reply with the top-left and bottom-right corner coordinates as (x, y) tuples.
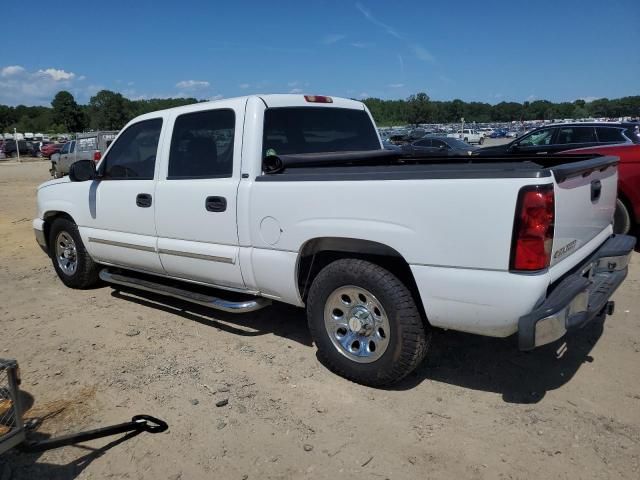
(136, 193), (152, 208)
(205, 196), (227, 212)
(591, 180), (602, 202)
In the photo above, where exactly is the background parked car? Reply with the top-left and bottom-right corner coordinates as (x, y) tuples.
(401, 136), (478, 156)
(2, 140), (38, 157)
(475, 122), (640, 156)
(563, 143), (640, 235)
(50, 131), (118, 177)
(41, 142), (63, 158)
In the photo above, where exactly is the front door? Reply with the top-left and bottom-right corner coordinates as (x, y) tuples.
(154, 105), (245, 289)
(85, 118), (165, 274)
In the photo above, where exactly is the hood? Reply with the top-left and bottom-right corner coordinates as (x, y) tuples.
(37, 177), (69, 190)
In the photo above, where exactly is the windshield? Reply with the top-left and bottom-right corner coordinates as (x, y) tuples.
(263, 107), (380, 156)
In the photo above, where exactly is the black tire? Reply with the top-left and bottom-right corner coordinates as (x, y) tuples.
(48, 217), (99, 289)
(613, 198), (632, 235)
(306, 259), (430, 386)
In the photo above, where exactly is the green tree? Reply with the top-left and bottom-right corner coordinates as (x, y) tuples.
(88, 90), (133, 129)
(406, 92), (432, 125)
(51, 91), (85, 132)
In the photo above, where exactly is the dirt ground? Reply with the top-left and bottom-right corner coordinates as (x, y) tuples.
(0, 161), (638, 480)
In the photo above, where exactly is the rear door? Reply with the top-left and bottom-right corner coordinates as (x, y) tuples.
(154, 101), (245, 289)
(550, 157), (618, 266)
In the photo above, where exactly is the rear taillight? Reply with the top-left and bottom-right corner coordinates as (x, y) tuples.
(304, 95), (333, 103)
(510, 185), (555, 271)
(93, 151), (101, 162)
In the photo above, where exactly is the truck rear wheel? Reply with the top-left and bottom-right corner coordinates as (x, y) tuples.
(48, 217), (99, 289)
(306, 259), (430, 386)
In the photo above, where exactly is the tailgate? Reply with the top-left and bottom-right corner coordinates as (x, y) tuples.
(549, 156), (618, 266)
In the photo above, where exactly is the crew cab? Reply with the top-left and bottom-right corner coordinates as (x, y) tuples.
(447, 128), (485, 144)
(33, 95), (635, 386)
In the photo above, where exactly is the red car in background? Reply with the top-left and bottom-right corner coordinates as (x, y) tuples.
(564, 143), (640, 235)
(41, 142), (64, 159)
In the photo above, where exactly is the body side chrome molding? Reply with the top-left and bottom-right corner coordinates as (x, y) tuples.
(88, 237), (156, 253)
(157, 248), (235, 264)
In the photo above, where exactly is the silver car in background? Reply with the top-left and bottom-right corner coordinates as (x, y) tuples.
(50, 131), (118, 177)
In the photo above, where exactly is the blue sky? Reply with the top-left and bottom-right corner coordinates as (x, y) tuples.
(1, 0), (638, 106)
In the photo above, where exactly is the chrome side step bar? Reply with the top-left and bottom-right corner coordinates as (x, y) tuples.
(99, 269), (271, 313)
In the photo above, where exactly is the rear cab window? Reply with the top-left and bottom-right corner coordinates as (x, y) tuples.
(263, 107), (380, 157)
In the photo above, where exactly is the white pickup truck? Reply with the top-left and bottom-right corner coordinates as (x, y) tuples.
(448, 128), (484, 144)
(33, 94), (635, 386)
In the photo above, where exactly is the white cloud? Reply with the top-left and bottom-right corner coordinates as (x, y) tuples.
(0, 64), (85, 105)
(78, 75), (86, 81)
(287, 81), (300, 87)
(1, 65), (25, 77)
(388, 83), (404, 88)
(412, 45), (435, 63)
(350, 41), (373, 48)
(289, 88), (303, 94)
(175, 80), (210, 89)
(526, 94), (537, 101)
(580, 96), (601, 103)
(239, 83), (250, 89)
(355, 3), (402, 39)
(37, 68), (76, 81)
(358, 92), (369, 99)
(322, 34), (346, 45)
(210, 94), (224, 101)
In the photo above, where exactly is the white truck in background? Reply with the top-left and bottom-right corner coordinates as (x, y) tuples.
(33, 94), (635, 386)
(448, 128), (484, 144)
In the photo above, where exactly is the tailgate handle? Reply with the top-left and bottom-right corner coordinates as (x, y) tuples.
(591, 180), (602, 202)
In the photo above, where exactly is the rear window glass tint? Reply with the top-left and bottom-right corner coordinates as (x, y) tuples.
(263, 107), (380, 156)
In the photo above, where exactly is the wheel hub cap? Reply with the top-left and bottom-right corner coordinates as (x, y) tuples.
(323, 286), (390, 364)
(54, 231), (78, 276)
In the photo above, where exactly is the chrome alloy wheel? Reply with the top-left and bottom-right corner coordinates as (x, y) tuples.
(55, 231), (78, 276)
(323, 285), (390, 363)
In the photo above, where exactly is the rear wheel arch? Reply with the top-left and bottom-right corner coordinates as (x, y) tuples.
(296, 237), (427, 321)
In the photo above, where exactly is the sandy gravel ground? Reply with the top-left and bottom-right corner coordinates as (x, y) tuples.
(0, 161), (639, 480)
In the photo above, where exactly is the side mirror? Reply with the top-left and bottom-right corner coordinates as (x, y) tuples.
(69, 159), (97, 182)
(509, 143), (519, 152)
(438, 144), (446, 149)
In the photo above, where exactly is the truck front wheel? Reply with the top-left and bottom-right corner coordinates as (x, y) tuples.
(306, 259), (430, 386)
(48, 217), (100, 289)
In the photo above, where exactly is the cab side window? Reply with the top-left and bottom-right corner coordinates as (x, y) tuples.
(60, 142), (70, 154)
(102, 119), (162, 180)
(556, 127), (596, 144)
(168, 109), (235, 179)
(519, 128), (554, 147)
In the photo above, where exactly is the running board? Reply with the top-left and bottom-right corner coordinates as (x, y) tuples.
(99, 269), (271, 313)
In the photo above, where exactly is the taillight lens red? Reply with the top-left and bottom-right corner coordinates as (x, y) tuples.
(93, 151), (101, 162)
(510, 185), (555, 271)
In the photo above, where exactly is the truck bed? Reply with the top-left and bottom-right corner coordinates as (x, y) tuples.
(258, 150), (617, 182)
